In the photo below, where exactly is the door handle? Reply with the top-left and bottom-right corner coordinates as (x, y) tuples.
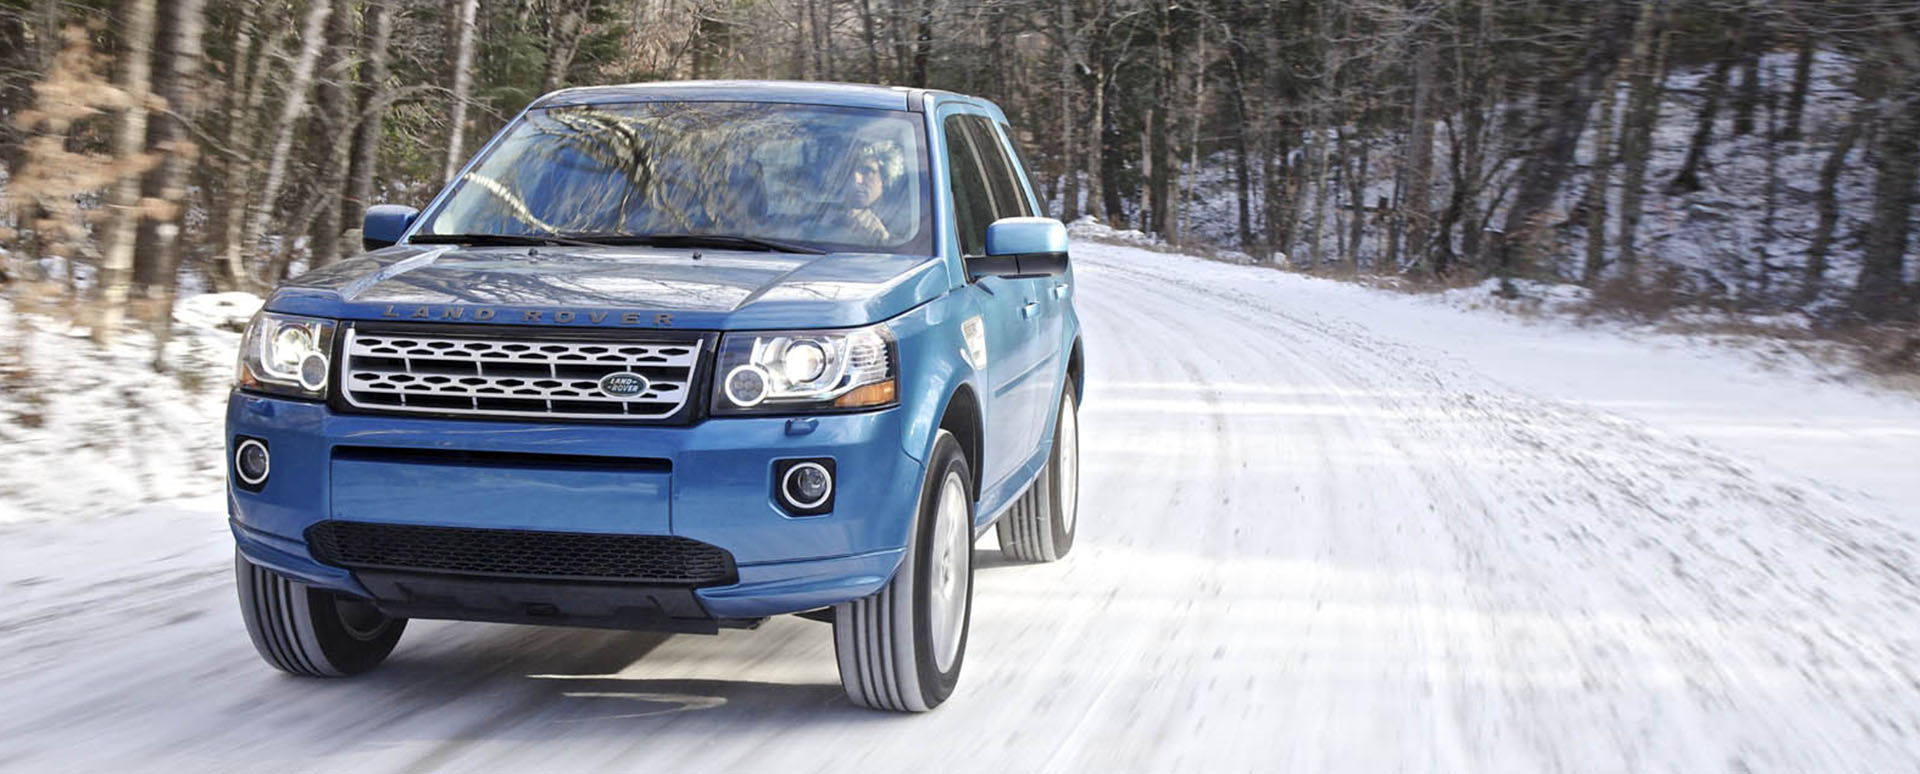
(1021, 301), (1039, 319)
(1052, 283), (1069, 299)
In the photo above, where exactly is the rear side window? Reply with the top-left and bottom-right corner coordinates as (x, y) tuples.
(964, 116), (1034, 219)
(944, 116), (996, 257)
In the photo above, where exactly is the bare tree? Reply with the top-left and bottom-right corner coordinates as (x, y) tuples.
(341, 0), (396, 247)
(241, 0), (335, 287)
(1615, 0), (1668, 272)
(441, 0), (479, 185)
(143, 0), (210, 368)
(93, 0), (160, 345)
(541, 0), (590, 93)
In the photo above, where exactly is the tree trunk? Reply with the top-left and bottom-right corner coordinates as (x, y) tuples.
(1082, 3), (1108, 224)
(1801, 107), (1864, 304)
(1781, 33), (1814, 141)
(1582, 62), (1619, 285)
(1259, 0), (1287, 262)
(889, 0), (912, 83)
(93, 0), (160, 346)
(1755, 81), (1782, 297)
(341, 0), (395, 248)
(1852, 80), (1920, 320)
(858, 0), (881, 82)
(1056, 0), (1080, 222)
(1670, 20), (1738, 194)
(540, 0), (587, 94)
(1456, 0), (1494, 268)
(1333, 128), (1349, 262)
(131, 0), (181, 294)
(1732, 19), (1768, 137)
(214, 0), (271, 290)
(1146, 0), (1175, 239)
(143, 0), (209, 369)
(910, 0), (933, 85)
(1496, 2), (1632, 278)
(1178, 31), (1204, 244)
(1228, 65), (1251, 249)
(240, 0), (335, 289)
(0, 12), (35, 177)
(1138, 110), (1153, 233)
(1616, 0), (1668, 270)
(1404, 38), (1437, 273)
(1307, 128), (1334, 269)
(1348, 129), (1370, 269)
(441, 0), (479, 185)
(307, 0), (360, 269)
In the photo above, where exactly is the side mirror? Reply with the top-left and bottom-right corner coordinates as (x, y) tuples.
(969, 217), (1069, 281)
(362, 204), (420, 251)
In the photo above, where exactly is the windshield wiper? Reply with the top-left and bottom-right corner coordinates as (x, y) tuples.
(559, 233), (826, 255)
(411, 231), (827, 255)
(411, 232), (607, 249)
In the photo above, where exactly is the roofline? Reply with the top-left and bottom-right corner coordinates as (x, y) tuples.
(527, 80), (968, 112)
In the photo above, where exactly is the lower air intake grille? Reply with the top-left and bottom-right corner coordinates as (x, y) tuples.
(307, 522), (738, 585)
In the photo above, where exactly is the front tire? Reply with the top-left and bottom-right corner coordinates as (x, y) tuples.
(235, 550), (406, 677)
(833, 429), (974, 712)
(998, 377), (1079, 562)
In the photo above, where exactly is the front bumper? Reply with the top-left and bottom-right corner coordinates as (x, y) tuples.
(226, 391), (923, 621)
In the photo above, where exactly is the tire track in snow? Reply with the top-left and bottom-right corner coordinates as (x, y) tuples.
(0, 245), (1917, 772)
(1076, 248), (1920, 771)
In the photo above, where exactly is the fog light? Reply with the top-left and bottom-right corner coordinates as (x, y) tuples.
(777, 459), (835, 514)
(234, 438), (270, 489)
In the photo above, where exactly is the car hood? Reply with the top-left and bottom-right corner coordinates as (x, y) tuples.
(265, 244), (952, 330)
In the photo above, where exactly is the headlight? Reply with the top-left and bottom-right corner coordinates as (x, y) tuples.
(236, 312), (336, 399)
(712, 323), (896, 414)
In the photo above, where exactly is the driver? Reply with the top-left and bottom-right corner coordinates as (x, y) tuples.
(840, 139), (905, 246)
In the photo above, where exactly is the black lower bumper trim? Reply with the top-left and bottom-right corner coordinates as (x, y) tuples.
(355, 571), (759, 634)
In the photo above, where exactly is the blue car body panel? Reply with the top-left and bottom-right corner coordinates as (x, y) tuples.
(228, 81), (1081, 625)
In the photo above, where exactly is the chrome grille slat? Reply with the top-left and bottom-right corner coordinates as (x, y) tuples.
(341, 327), (701, 421)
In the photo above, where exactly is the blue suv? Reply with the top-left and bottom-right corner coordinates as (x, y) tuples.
(227, 81), (1083, 712)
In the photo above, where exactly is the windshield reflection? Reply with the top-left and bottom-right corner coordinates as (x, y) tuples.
(419, 102), (933, 256)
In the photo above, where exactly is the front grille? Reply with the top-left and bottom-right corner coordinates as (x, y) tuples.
(307, 521), (738, 585)
(339, 326), (702, 421)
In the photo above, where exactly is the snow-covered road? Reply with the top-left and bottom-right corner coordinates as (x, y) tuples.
(4, 243), (1919, 773)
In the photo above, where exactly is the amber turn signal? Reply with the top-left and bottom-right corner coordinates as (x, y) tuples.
(834, 379), (897, 408)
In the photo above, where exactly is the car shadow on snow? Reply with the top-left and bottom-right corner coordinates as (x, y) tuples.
(528, 677), (855, 723)
(323, 620), (917, 744)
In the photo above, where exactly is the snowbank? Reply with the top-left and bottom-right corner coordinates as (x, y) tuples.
(0, 294), (259, 522)
(1069, 216), (1260, 264)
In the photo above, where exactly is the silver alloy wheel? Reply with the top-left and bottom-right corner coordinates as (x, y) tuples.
(930, 469), (971, 673)
(1059, 393), (1079, 534)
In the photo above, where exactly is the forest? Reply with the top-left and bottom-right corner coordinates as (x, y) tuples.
(0, 0), (1916, 352)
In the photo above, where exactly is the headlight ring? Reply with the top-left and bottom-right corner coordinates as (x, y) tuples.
(238, 312), (337, 400)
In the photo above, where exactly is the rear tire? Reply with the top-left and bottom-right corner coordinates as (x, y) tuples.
(997, 377), (1079, 562)
(235, 550), (406, 677)
(833, 430), (974, 712)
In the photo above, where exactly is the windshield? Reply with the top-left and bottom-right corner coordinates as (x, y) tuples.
(417, 101), (933, 255)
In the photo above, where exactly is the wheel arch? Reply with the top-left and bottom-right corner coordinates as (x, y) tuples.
(1066, 336), (1084, 405)
(936, 382), (984, 500)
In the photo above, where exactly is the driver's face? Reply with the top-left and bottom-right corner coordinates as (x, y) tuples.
(849, 158), (884, 208)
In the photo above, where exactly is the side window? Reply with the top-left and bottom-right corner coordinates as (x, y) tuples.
(944, 116), (995, 257)
(964, 116), (1034, 219)
(998, 121), (1040, 216)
